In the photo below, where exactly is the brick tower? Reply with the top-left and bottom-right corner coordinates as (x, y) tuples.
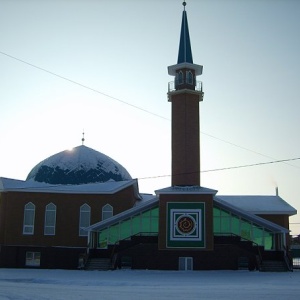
(167, 1), (204, 187)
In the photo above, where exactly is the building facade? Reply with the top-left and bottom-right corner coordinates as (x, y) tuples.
(0, 3), (297, 271)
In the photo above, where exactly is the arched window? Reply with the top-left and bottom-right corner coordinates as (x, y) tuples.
(178, 71), (184, 84)
(186, 70), (193, 85)
(79, 204), (91, 236)
(44, 203), (56, 235)
(23, 202), (35, 235)
(102, 204), (113, 221)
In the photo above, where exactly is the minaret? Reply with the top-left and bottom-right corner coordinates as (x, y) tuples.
(168, 2), (204, 186)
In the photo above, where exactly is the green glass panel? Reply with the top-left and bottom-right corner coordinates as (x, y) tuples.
(131, 214), (141, 234)
(150, 216), (159, 233)
(142, 210), (151, 217)
(213, 207), (220, 217)
(141, 213), (151, 232)
(264, 231), (273, 250)
(252, 226), (264, 246)
(221, 209), (230, 218)
(120, 218), (132, 240)
(151, 207), (159, 217)
(241, 219), (252, 240)
(98, 229), (108, 248)
(230, 215), (240, 235)
(213, 217), (221, 233)
(221, 217), (231, 233)
(108, 225), (120, 244)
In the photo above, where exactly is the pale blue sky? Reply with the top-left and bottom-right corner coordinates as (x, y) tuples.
(1, 0), (300, 233)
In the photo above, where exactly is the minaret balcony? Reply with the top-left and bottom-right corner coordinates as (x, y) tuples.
(168, 80), (204, 102)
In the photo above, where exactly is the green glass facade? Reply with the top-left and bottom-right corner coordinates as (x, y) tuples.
(98, 207), (159, 248)
(97, 205), (276, 250)
(213, 206), (275, 250)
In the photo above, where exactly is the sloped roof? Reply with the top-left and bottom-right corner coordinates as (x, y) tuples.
(214, 196), (289, 233)
(217, 195), (297, 216)
(86, 191), (290, 234)
(155, 185), (217, 195)
(0, 177), (139, 195)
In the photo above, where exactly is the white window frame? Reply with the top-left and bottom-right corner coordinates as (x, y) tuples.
(44, 203), (56, 235)
(178, 70), (184, 84)
(23, 202), (35, 235)
(26, 251), (41, 267)
(79, 204), (91, 236)
(179, 257), (193, 271)
(186, 70), (193, 85)
(102, 204), (113, 221)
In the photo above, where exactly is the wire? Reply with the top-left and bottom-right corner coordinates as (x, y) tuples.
(138, 157), (300, 180)
(1, 50), (300, 170)
(0, 51), (169, 121)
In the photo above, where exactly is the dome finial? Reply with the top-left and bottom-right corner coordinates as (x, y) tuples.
(183, 1), (186, 10)
(81, 130), (85, 145)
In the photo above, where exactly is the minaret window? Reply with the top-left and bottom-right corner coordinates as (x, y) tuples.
(186, 70), (193, 85)
(178, 71), (184, 85)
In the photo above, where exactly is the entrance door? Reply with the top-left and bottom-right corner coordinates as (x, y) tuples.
(179, 257), (193, 271)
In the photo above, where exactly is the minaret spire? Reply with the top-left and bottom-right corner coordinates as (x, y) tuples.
(178, 2), (193, 64)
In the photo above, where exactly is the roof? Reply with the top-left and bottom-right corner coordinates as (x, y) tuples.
(86, 194), (289, 234)
(26, 145), (132, 185)
(214, 196), (289, 234)
(168, 5), (203, 76)
(0, 177), (140, 195)
(177, 9), (193, 64)
(86, 196), (159, 232)
(155, 185), (218, 195)
(217, 195), (297, 216)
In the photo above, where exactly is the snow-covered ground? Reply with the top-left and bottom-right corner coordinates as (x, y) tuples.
(0, 268), (299, 300)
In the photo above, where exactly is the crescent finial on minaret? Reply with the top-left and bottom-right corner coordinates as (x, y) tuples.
(183, 1), (186, 10)
(81, 131), (85, 145)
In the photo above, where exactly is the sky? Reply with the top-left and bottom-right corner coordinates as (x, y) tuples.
(0, 268), (300, 299)
(1, 0), (300, 234)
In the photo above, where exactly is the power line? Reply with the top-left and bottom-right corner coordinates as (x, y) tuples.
(138, 157), (300, 180)
(0, 51), (169, 121)
(1, 50), (300, 170)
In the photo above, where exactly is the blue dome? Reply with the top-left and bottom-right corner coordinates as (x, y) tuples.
(26, 145), (132, 185)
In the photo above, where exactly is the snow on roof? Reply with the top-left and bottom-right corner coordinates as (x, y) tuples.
(155, 185), (218, 195)
(86, 197), (159, 232)
(214, 196), (289, 233)
(217, 195), (297, 216)
(26, 145), (132, 185)
(0, 177), (138, 195)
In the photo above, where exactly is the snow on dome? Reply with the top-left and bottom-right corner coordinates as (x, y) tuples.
(26, 145), (132, 185)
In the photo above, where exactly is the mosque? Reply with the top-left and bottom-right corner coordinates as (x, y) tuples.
(0, 3), (297, 271)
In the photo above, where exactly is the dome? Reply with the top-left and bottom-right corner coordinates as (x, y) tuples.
(26, 145), (132, 185)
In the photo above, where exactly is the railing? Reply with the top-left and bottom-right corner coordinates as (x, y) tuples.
(168, 80), (203, 93)
(110, 232), (158, 269)
(214, 232), (263, 268)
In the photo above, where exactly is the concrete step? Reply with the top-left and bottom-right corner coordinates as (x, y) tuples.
(85, 258), (112, 271)
(260, 260), (288, 272)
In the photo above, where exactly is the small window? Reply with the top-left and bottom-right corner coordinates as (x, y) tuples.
(102, 204), (113, 221)
(44, 203), (56, 235)
(26, 252), (41, 267)
(23, 202), (35, 235)
(186, 70), (193, 84)
(179, 257), (193, 271)
(79, 204), (91, 236)
(178, 71), (184, 84)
